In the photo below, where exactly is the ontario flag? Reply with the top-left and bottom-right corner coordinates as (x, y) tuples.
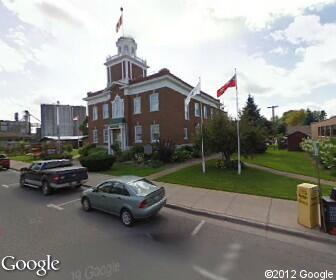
(116, 8), (123, 33)
(217, 74), (236, 97)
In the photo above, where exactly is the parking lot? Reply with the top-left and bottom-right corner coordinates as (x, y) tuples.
(0, 169), (335, 280)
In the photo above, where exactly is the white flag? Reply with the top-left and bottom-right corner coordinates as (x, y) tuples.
(185, 79), (201, 113)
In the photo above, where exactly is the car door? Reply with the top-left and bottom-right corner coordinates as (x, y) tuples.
(25, 163), (42, 186)
(90, 182), (113, 211)
(107, 182), (131, 214)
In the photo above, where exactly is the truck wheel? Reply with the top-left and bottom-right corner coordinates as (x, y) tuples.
(81, 197), (91, 211)
(120, 209), (134, 227)
(42, 181), (52, 196)
(20, 176), (25, 187)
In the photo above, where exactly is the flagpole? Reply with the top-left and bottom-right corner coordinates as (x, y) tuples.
(199, 77), (206, 174)
(121, 7), (124, 37)
(235, 68), (241, 175)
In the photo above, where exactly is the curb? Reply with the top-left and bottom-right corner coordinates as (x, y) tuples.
(165, 203), (336, 245)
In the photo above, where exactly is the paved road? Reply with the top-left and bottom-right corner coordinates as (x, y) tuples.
(0, 170), (335, 280)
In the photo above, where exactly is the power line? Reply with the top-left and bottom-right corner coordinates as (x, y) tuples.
(267, 105), (279, 122)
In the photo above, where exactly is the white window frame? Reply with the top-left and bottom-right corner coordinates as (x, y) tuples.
(150, 92), (159, 112)
(103, 127), (109, 143)
(112, 95), (124, 119)
(93, 129), (98, 143)
(195, 103), (200, 117)
(203, 105), (208, 119)
(185, 101), (190, 120)
(184, 128), (188, 140)
(134, 125), (143, 143)
(150, 124), (160, 143)
(92, 106), (98, 121)
(133, 96), (141, 114)
(103, 103), (109, 119)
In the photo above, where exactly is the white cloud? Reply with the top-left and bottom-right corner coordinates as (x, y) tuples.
(270, 47), (288, 55)
(0, 40), (27, 72)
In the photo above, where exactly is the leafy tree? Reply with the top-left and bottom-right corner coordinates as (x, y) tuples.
(304, 109), (328, 125)
(282, 110), (306, 126)
(79, 116), (88, 135)
(205, 113), (237, 163)
(239, 95), (268, 155)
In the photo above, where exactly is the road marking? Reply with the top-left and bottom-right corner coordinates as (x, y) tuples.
(47, 204), (64, 211)
(1, 183), (19, 188)
(1, 185), (9, 188)
(193, 265), (227, 280)
(57, 198), (81, 207)
(191, 220), (205, 236)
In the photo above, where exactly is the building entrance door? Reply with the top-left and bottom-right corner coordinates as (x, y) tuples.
(112, 129), (121, 148)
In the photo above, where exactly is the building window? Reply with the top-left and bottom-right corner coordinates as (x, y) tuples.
(92, 106), (98, 121)
(195, 123), (200, 134)
(326, 126), (331, 136)
(150, 92), (159, 112)
(103, 127), (109, 143)
(332, 125), (336, 137)
(134, 96), (141, 114)
(321, 126), (325, 136)
(210, 108), (214, 119)
(151, 124), (160, 143)
(203, 105), (208, 119)
(134, 125), (143, 143)
(318, 127), (321, 136)
(184, 128), (188, 140)
(195, 103), (200, 117)
(112, 95), (124, 119)
(103, 103), (109, 119)
(185, 101), (190, 120)
(93, 129), (98, 143)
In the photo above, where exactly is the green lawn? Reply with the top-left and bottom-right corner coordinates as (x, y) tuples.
(243, 149), (336, 181)
(102, 162), (164, 177)
(10, 155), (34, 163)
(158, 160), (333, 201)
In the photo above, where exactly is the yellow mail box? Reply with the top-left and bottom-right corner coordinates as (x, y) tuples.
(297, 183), (320, 228)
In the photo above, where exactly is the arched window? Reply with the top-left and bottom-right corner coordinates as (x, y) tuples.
(112, 95), (124, 119)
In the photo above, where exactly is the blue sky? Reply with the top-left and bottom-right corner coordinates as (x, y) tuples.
(0, 0), (336, 122)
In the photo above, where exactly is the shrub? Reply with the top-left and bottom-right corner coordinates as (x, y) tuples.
(172, 148), (193, 163)
(79, 144), (96, 157)
(63, 144), (73, 153)
(118, 150), (133, 162)
(41, 153), (73, 160)
(154, 139), (176, 163)
(79, 151), (115, 171)
(215, 159), (245, 171)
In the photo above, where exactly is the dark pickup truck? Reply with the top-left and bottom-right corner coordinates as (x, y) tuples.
(0, 154), (10, 169)
(20, 159), (88, 195)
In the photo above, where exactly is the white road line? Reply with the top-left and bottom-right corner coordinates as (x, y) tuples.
(193, 265), (227, 280)
(1, 185), (9, 188)
(191, 220), (205, 236)
(57, 198), (81, 207)
(46, 204), (64, 211)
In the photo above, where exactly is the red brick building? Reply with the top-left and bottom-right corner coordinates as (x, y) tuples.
(84, 37), (220, 153)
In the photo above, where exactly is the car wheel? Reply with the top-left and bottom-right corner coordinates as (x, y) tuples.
(121, 209), (134, 227)
(42, 181), (52, 196)
(82, 197), (91, 211)
(20, 176), (26, 187)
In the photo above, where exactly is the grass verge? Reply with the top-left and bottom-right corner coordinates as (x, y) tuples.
(158, 160), (333, 200)
(102, 162), (164, 177)
(243, 149), (335, 181)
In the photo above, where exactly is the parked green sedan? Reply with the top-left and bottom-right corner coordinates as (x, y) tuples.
(81, 176), (167, 226)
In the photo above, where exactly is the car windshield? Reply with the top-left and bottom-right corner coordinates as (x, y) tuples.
(128, 179), (158, 195)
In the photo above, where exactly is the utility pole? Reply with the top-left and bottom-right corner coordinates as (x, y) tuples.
(267, 105), (279, 122)
(56, 101), (61, 154)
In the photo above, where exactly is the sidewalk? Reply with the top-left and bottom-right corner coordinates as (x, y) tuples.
(245, 162), (336, 187)
(10, 160), (335, 243)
